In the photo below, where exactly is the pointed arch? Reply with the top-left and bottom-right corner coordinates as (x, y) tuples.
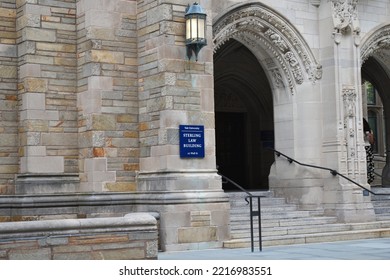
(361, 23), (390, 65)
(212, 2), (322, 93)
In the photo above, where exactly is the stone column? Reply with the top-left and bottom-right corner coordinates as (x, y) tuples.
(136, 0), (230, 251)
(16, 0), (79, 194)
(77, 0), (139, 192)
(319, 1), (375, 222)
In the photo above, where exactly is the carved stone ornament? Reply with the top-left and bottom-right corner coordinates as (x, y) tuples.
(343, 87), (357, 118)
(342, 86), (357, 159)
(361, 25), (390, 64)
(213, 3), (322, 93)
(330, 0), (360, 34)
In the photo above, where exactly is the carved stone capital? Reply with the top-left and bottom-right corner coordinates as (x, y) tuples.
(330, 0), (360, 34)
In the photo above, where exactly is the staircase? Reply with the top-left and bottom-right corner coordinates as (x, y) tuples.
(224, 190), (390, 249)
(372, 187), (390, 220)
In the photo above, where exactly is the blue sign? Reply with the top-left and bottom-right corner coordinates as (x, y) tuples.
(179, 125), (205, 158)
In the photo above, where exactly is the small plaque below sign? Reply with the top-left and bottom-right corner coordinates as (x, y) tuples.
(179, 125), (205, 158)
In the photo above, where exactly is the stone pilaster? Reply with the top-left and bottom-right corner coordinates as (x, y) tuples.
(76, 0), (138, 192)
(319, 0), (375, 222)
(15, 0), (79, 193)
(136, 0), (230, 251)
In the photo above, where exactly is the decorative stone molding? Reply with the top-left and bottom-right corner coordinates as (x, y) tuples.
(213, 3), (322, 94)
(270, 68), (285, 88)
(361, 24), (390, 65)
(343, 86), (357, 159)
(330, 0), (360, 34)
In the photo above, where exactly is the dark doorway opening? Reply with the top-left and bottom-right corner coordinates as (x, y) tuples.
(216, 112), (247, 190)
(214, 39), (274, 191)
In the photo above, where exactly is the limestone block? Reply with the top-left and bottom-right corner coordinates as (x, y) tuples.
(84, 158), (107, 173)
(0, 65), (17, 79)
(20, 156), (64, 173)
(9, 248), (51, 260)
(54, 57), (77, 67)
(88, 170), (116, 183)
(22, 28), (56, 42)
(16, 14), (40, 30)
(78, 90), (102, 114)
(23, 2), (50, 14)
(42, 133), (78, 146)
(89, 50), (124, 64)
(91, 114), (116, 131)
(88, 76), (113, 90)
(20, 110), (59, 121)
(41, 22), (76, 31)
(24, 78), (48, 93)
(36, 42), (76, 53)
(104, 182), (136, 192)
(22, 93), (45, 111)
(0, 134), (18, 147)
(178, 226), (217, 243)
(24, 146), (46, 157)
(85, 26), (116, 41)
(19, 64), (41, 79)
(0, 44), (17, 57)
(0, 7), (16, 18)
(85, 10), (120, 29)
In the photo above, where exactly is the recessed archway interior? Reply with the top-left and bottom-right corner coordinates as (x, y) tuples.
(214, 39), (274, 191)
(362, 55), (390, 185)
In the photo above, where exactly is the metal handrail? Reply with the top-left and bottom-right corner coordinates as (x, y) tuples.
(268, 148), (378, 195)
(218, 172), (264, 252)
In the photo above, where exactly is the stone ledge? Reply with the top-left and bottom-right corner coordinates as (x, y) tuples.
(0, 213), (158, 260)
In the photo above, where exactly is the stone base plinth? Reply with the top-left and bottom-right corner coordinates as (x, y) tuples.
(15, 174), (80, 194)
(136, 171), (231, 251)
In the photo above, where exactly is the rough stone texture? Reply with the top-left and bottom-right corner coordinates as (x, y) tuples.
(77, 0), (139, 192)
(16, 0), (78, 183)
(0, 213), (158, 260)
(0, 0), (18, 195)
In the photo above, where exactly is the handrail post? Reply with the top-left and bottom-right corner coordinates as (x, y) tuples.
(248, 195), (262, 252)
(249, 196), (254, 252)
(258, 196), (262, 252)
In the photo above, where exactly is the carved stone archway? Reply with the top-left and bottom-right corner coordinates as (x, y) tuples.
(361, 24), (390, 66)
(361, 24), (390, 187)
(213, 3), (322, 94)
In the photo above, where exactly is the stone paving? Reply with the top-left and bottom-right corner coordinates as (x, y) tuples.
(159, 238), (390, 260)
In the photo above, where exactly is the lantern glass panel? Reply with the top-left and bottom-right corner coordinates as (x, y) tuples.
(197, 17), (205, 39)
(186, 18), (192, 40)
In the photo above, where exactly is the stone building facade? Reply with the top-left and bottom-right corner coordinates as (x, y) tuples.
(1, 0), (390, 251)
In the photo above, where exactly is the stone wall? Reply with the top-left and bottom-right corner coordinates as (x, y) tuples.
(0, 0), (18, 195)
(77, 0), (139, 192)
(0, 213), (158, 260)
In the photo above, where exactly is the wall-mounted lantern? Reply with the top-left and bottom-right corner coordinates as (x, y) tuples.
(185, 2), (207, 61)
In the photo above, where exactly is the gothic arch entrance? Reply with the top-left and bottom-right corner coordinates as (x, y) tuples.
(361, 24), (390, 186)
(214, 40), (274, 190)
(212, 3), (322, 191)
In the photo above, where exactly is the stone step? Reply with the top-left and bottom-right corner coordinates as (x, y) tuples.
(230, 210), (312, 220)
(224, 227), (390, 249)
(374, 206), (390, 214)
(230, 216), (338, 230)
(229, 198), (287, 208)
(231, 223), (352, 239)
(230, 221), (390, 239)
(230, 205), (299, 214)
(376, 213), (390, 221)
(227, 189), (390, 249)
